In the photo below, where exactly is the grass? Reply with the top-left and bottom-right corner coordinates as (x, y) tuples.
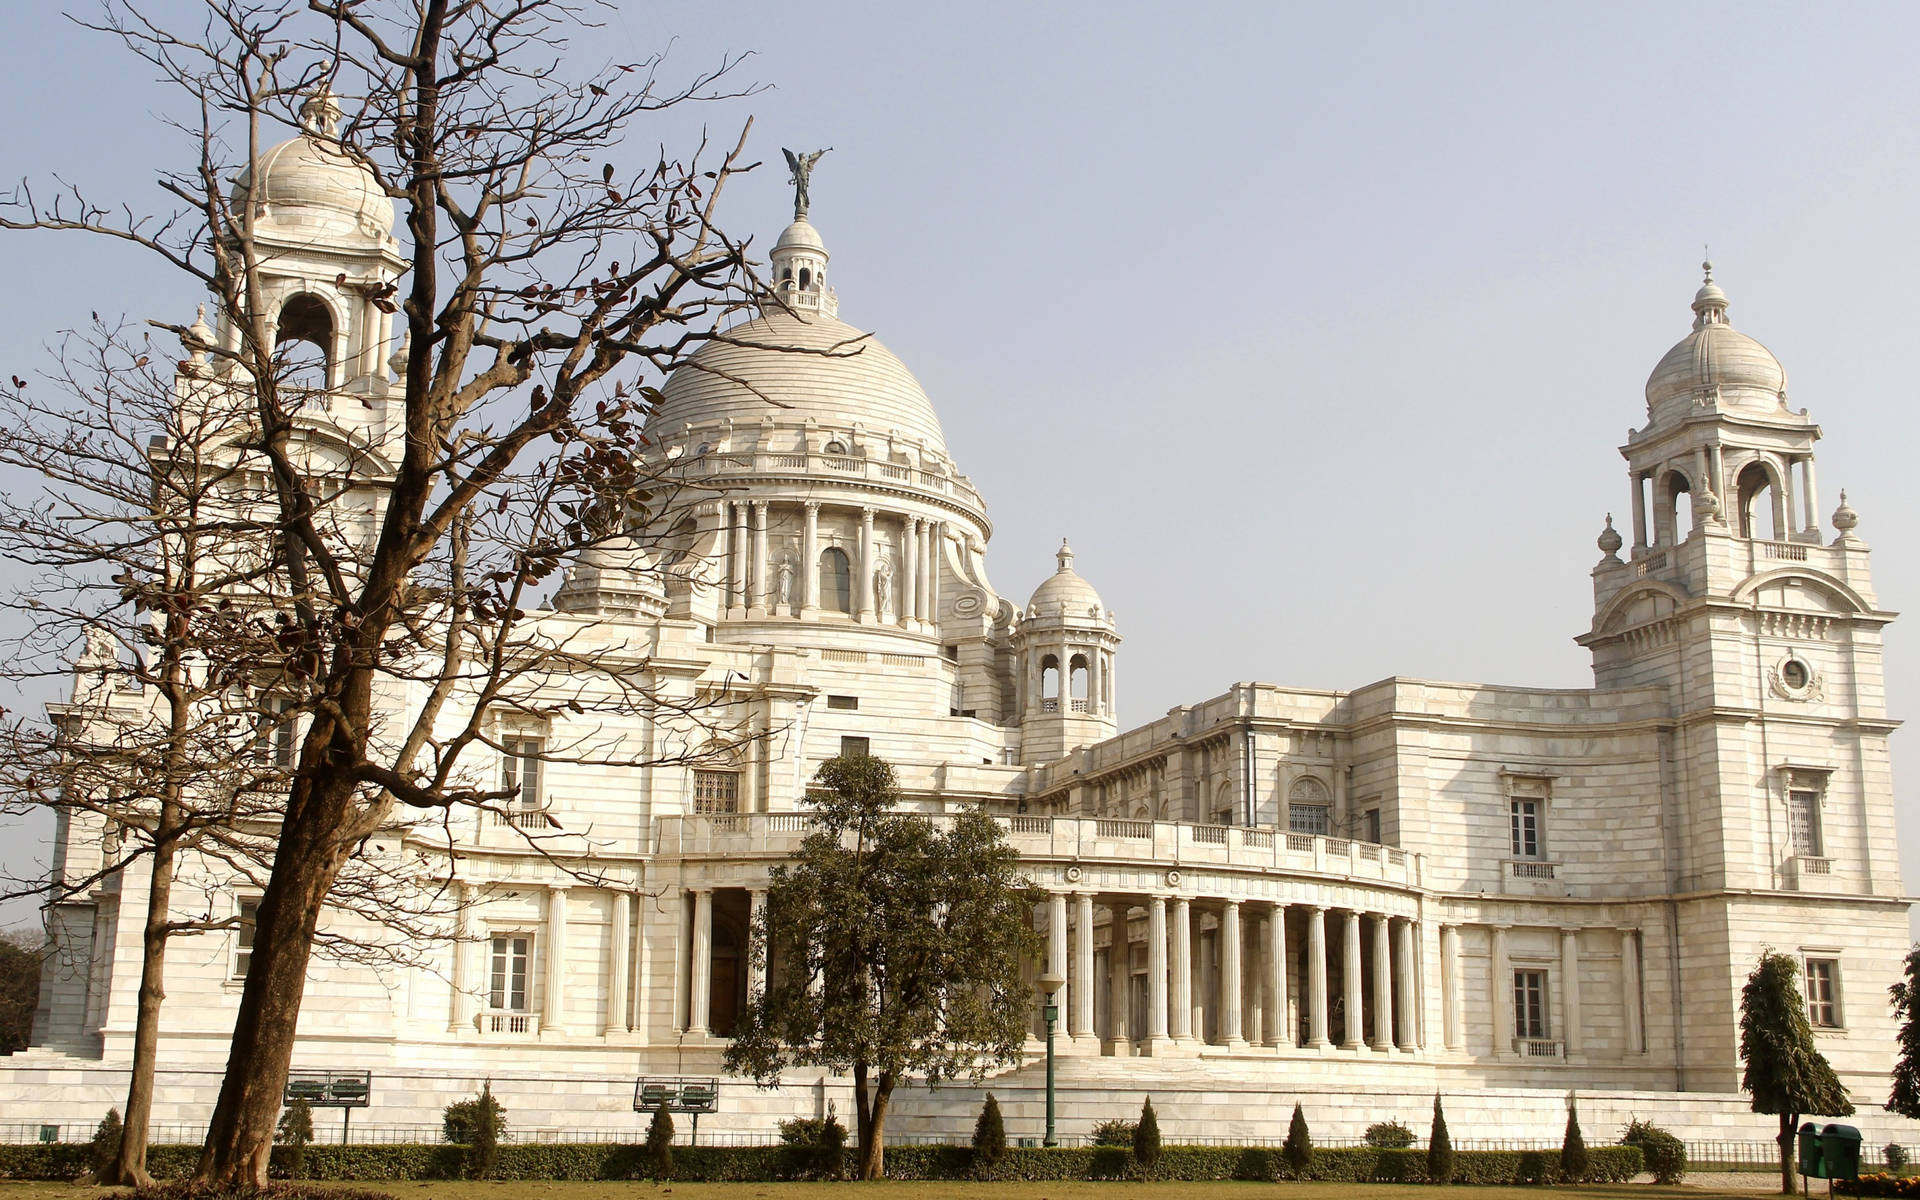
(0, 1184), (1790, 1199)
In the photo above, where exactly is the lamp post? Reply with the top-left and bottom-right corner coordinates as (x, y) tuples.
(1038, 970), (1065, 1149)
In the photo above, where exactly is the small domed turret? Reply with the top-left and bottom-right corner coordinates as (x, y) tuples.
(1027, 539), (1106, 617)
(229, 83), (395, 244)
(1644, 262), (1787, 425)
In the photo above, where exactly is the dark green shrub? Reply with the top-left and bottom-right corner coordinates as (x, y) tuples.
(971, 1094), (1007, 1176)
(1132, 1097), (1162, 1173)
(1282, 1102), (1313, 1175)
(775, 1107), (846, 1179)
(1561, 1101), (1589, 1182)
(1621, 1117), (1686, 1184)
(277, 1098), (315, 1179)
(441, 1087), (507, 1146)
(1515, 1149), (1557, 1185)
(465, 1083), (503, 1179)
(1367, 1118), (1415, 1148)
(1090, 1117), (1136, 1147)
(1888, 1144), (1909, 1173)
(1427, 1093), (1455, 1184)
(89, 1107), (123, 1177)
(644, 1102), (674, 1179)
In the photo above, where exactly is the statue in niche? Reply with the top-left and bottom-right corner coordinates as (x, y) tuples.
(773, 556), (795, 610)
(873, 558), (893, 621)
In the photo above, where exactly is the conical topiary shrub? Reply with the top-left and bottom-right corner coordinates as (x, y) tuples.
(645, 1100), (674, 1179)
(1283, 1102), (1314, 1177)
(1133, 1096), (1162, 1175)
(1427, 1093), (1454, 1185)
(1561, 1100), (1589, 1183)
(972, 1093), (1007, 1177)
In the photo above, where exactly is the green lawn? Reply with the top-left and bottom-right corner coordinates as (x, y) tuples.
(0, 1183), (1787, 1199)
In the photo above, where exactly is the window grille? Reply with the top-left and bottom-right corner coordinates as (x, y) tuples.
(1788, 787), (1823, 857)
(692, 769), (739, 815)
(840, 736), (870, 759)
(1288, 805), (1330, 836)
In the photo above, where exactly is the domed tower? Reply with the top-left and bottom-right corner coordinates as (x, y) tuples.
(218, 84), (406, 421)
(640, 153), (1020, 725)
(1579, 264), (1895, 904)
(1014, 540), (1119, 765)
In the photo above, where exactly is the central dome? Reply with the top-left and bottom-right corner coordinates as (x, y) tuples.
(650, 306), (951, 457)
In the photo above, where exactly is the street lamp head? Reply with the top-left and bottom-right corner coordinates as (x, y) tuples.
(1037, 971), (1065, 999)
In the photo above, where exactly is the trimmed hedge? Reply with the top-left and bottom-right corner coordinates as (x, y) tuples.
(0, 1138), (1644, 1184)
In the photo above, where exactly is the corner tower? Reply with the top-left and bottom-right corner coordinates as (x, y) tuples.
(1014, 540), (1119, 764)
(1578, 264), (1899, 907)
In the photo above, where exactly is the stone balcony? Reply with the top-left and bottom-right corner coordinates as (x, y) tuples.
(668, 449), (987, 514)
(657, 812), (1424, 892)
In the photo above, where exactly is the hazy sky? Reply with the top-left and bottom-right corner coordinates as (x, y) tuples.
(0, 1), (1913, 930)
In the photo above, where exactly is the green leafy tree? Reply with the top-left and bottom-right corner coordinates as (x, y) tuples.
(972, 1094), (1007, 1177)
(1887, 945), (1920, 1118)
(89, 1108), (124, 1178)
(1282, 1102), (1313, 1176)
(1741, 950), (1854, 1194)
(0, 932), (39, 1055)
(1621, 1118), (1687, 1185)
(452, 1083), (504, 1180)
(1427, 1093), (1454, 1185)
(275, 1099), (314, 1179)
(724, 754), (1042, 1179)
(1561, 1099), (1590, 1183)
(1133, 1097), (1162, 1174)
(644, 1102), (674, 1179)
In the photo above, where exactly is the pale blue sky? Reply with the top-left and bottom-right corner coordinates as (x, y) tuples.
(0, 1), (1913, 928)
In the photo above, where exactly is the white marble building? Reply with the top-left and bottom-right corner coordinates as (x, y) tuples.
(3, 106), (1912, 1149)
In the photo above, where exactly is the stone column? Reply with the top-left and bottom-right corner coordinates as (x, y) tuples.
(1619, 928), (1643, 1055)
(1108, 903), (1132, 1055)
(1221, 901), (1245, 1048)
(1490, 924), (1512, 1059)
(1803, 457), (1821, 536)
(902, 517), (920, 629)
(1074, 892), (1096, 1042)
(630, 901), (649, 1039)
(607, 890), (631, 1037)
(1370, 913), (1393, 1051)
(449, 882), (474, 1032)
(1561, 927), (1582, 1056)
(857, 507), (876, 622)
(1394, 919), (1417, 1051)
(1307, 906), (1330, 1048)
(688, 888), (713, 1036)
(1194, 909), (1212, 1040)
(728, 503), (746, 617)
(801, 502), (821, 615)
(1630, 470), (1647, 548)
(1441, 924), (1463, 1050)
(544, 885), (569, 1034)
(1089, 648), (1104, 717)
(750, 500), (769, 616)
(1048, 892), (1070, 1031)
(748, 889), (768, 999)
(1170, 897), (1193, 1041)
(1340, 910), (1363, 1049)
(1266, 904), (1290, 1047)
(928, 522), (943, 621)
(1146, 896), (1169, 1049)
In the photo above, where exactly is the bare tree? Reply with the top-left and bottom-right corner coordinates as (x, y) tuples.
(3, 0), (764, 1187)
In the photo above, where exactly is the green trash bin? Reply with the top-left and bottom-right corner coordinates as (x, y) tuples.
(1799, 1122), (1827, 1179)
(1820, 1125), (1863, 1181)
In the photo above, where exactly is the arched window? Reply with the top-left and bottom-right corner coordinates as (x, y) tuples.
(1040, 654), (1061, 712)
(1213, 780), (1235, 827)
(798, 267), (812, 289)
(1659, 470), (1693, 546)
(819, 547), (851, 613)
(1736, 461), (1783, 541)
(274, 293), (334, 392)
(1069, 653), (1090, 712)
(1288, 777), (1331, 836)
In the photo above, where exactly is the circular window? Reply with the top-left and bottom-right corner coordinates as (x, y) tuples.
(1772, 655), (1820, 701)
(1782, 660), (1809, 689)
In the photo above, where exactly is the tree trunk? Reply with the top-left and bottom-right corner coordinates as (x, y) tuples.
(851, 1061), (872, 1173)
(1780, 1111), (1799, 1195)
(859, 1071), (894, 1181)
(98, 837), (177, 1188)
(192, 772), (359, 1189)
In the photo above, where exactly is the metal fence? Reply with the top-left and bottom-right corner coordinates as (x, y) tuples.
(0, 1120), (1808, 1165)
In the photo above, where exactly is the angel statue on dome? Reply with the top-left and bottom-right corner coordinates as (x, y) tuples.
(783, 147), (830, 221)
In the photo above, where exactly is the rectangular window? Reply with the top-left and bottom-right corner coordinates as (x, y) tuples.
(1513, 969), (1549, 1039)
(253, 697), (296, 770)
(1364, 808), (1382, 844)
(501, 736), (544, 809)
(489, 934), (531, 1012)
(826, 695), (859, 711)
(1288, 805), (1331, 836)
(839, 735), (871, 759)
(1806, 958), (1839, 1028)
(692, 769), (739, 815)
(1789, 787), (1823, 857)
(1510, 798), (1541, 859)
(232, 898), (260, 980)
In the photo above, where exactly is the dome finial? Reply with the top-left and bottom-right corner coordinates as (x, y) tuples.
(783, 147), (831, 222)
(1056, 538), (1074, 573)
(299, 78), (343, 140)
(1691, 252), (1729, 329)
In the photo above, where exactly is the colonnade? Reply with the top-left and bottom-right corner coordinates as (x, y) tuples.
(717, 499), (944, 626)
(1038, 892), (1424, 1055)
